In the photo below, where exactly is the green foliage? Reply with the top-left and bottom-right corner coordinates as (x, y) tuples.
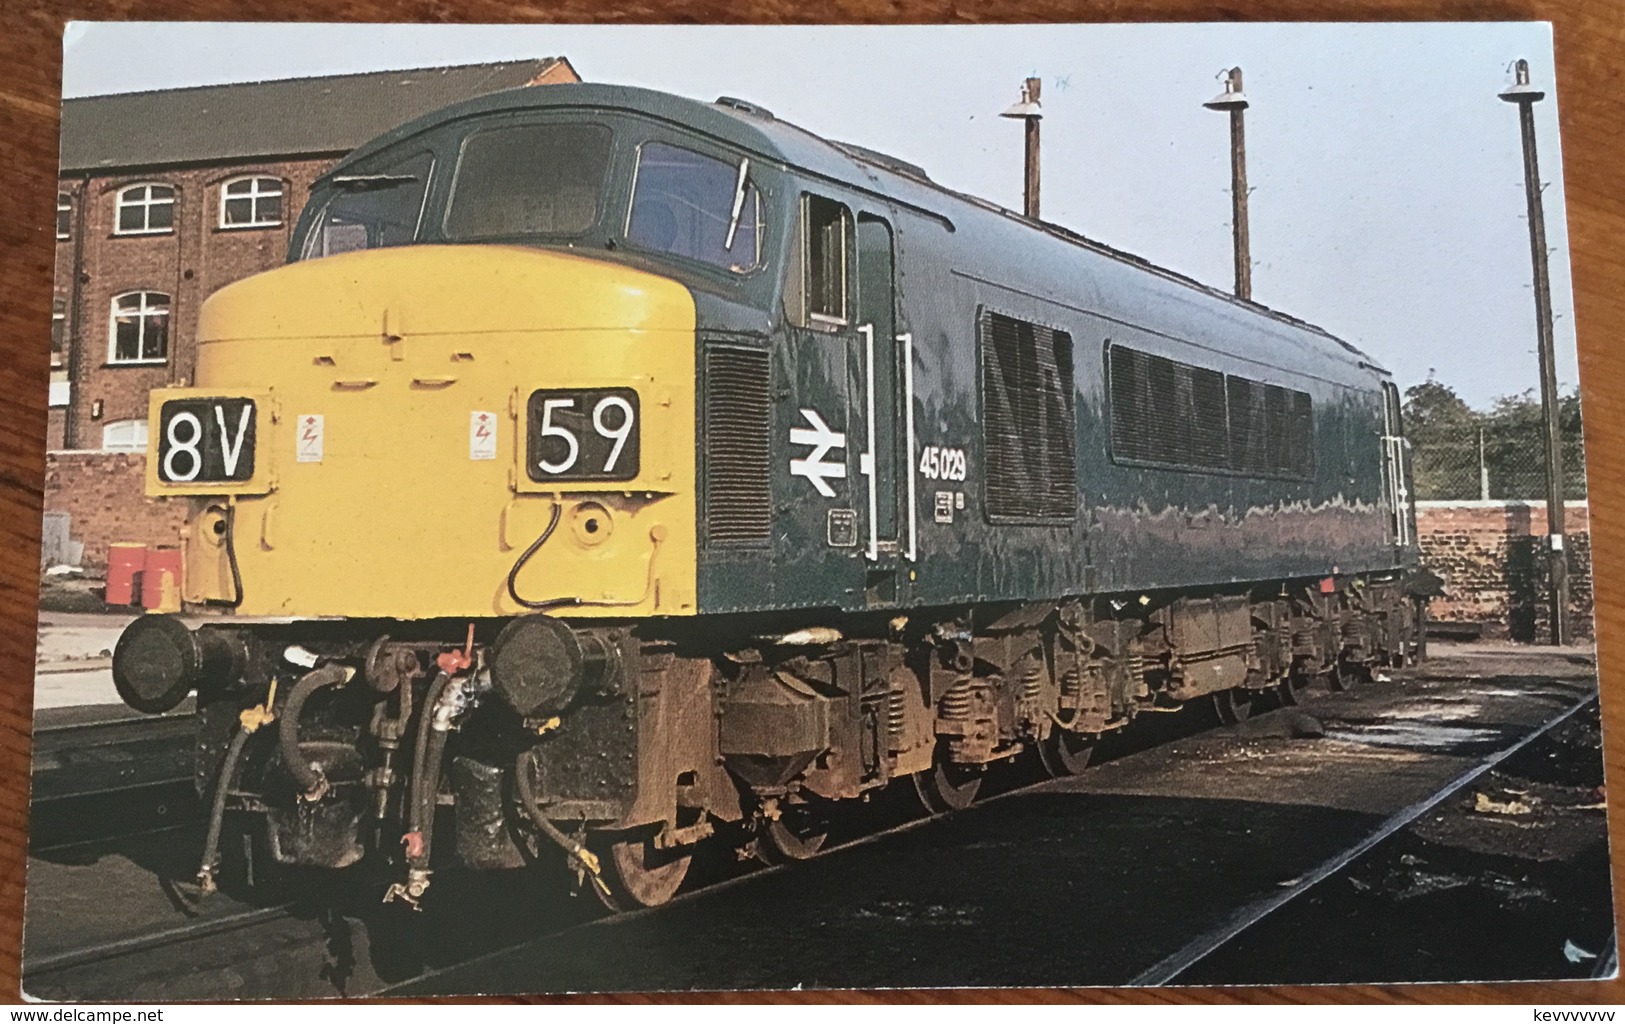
(1402, 376), (1587, 501)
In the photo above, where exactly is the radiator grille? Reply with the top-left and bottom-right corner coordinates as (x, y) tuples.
(980, 309), (1077, 521)
(1108, 343), (1313, 480)
(1226, 376), (1314, 478)
(703, 345), (773, 543)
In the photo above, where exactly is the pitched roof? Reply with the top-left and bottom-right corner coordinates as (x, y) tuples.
(58, 58), (578, 174)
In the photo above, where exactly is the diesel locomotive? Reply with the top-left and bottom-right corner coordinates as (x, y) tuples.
(110, 82), (1427, 909)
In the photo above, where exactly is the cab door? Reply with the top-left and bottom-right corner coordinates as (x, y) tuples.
(855, 214), (912, 605)
(1380, 381), (1414, 551)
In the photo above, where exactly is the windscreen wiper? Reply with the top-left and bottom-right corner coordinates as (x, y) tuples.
(331, 173), (419, 192)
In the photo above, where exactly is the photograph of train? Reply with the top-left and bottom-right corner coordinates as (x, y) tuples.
(22, 21), (1611, 998)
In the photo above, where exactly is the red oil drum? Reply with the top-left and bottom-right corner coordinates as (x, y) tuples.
(105, 543), (147, 607)
(142, 546), (184, 611)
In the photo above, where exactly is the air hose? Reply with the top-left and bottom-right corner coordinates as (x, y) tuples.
(413, 711), (452, 864)
(196, 678), (280, 895)
(513, 747), (611, 900)
(403, 672), (452, 868)
(277, 663), (354, 801)
(196, 727), (252, 896)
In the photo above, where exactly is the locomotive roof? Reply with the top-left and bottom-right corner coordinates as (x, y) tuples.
(323, 82), (1387, 383)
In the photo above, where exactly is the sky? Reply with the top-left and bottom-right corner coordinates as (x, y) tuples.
(62, 22), (1577, 409)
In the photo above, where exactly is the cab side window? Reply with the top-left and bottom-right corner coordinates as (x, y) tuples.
(802, 195), (851, 326)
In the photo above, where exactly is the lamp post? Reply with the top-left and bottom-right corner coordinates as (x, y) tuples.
(1204, 67), (1252, 302)
(1499, 57), (1569, 646)
(1000, 77), (1043, 220)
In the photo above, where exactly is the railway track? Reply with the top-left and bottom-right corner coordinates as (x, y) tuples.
(1130, 693), (1600, 986)
(24, 906), (293, 980)
(22, 646), (1602, 998)
(29, 704), (199, 851)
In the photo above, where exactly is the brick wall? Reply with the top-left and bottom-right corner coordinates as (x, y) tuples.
(55, 157), (334, 449)
(42, 451), (187, 571)
(1417, 500), (1593, 643)
(47, 158), (334, 568)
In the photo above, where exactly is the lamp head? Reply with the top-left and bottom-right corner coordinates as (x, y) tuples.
(999, 78), (1043, 120)
(1204, 66), (1248, 112)
(1499, 58), (1546, 104)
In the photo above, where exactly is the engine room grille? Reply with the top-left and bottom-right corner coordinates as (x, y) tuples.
(1108, 346), (1228, 470)
(703, 344), (773, 544)
(979, 309), (1077, 521)
(1108, 343), (1314, 480)
(1226, 375), (1315, 479)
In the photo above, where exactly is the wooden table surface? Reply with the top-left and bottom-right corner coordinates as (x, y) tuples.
(2, 0), (1621, 1005)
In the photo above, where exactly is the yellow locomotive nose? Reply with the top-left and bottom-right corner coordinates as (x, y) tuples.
(154, 245), (699, 620)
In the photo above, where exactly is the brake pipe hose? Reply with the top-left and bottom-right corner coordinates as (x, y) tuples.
(402, 672), (453, 864)
(514, 747), (612, 900)
(195, 677), (280, 895)
(277, 663), (355, 801)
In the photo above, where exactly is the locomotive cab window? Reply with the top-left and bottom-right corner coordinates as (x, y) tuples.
(802, 195), (851, 326)
(301, 151), (433, 260)
(980, 310), (1077, 522)
(627, 142), (763, 274)
(444, 122), (613, 240)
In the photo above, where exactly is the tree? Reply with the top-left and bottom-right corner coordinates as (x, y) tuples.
(1403, 375), (1480, 500)
(1402, 375), (1587, 501)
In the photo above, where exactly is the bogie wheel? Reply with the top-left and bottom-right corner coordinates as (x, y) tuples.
(758, 802), (830, 865)
(1037, 728), (1096, 778)
(1327, 659), (1370, 692)
(1211, 687), (1255, 725)
(913, 759), (982, 814)
(592, 828), (692, 911)
(1276, 677), (1301, 707)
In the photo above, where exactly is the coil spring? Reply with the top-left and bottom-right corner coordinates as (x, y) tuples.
(1125, 653), (1147, 697)
(939, 679), (974, 721)
(1059, 664), (1083, 703)
(887, 685), (907, 737)
(1021, 661), (1044, 704)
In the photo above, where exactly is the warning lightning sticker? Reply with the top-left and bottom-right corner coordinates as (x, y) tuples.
(296, 414), (324, 464)
(470, 411), (497, 461)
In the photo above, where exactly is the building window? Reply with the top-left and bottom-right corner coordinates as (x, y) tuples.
(51, 299), (65, 368)
(56, 193), (71, 240)
(802, 195), (851, 325)
(114, 183), (175, 235)
(101, 419), (149, 451)
(979, 309), (1076, 522)
(108, 291), (170, 364)
(220, 176), (284, 228)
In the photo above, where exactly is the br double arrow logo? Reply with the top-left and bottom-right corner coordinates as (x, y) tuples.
(789, 408), (847, 498)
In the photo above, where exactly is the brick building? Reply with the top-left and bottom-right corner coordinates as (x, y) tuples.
(47, 58), (578, 568)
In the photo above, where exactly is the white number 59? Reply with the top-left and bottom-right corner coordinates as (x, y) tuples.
(536, 399), (580, 474)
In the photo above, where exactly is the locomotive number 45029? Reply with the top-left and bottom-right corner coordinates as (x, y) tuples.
(526, 388), (641, 483)
(918, 445), (968, 482)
